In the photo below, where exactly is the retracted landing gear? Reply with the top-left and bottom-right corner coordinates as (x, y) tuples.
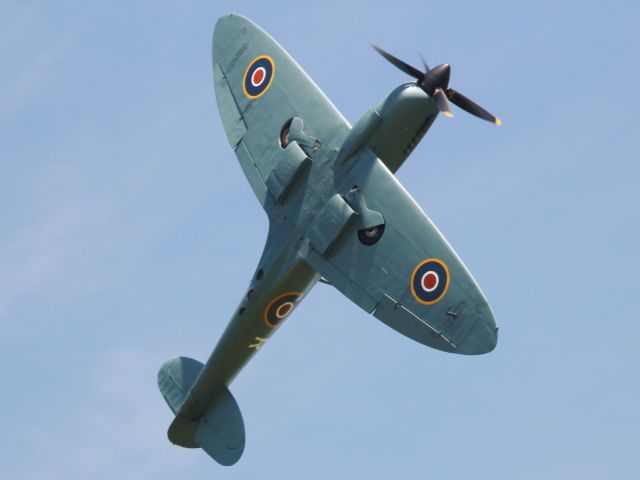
(358, 224), (385, 245)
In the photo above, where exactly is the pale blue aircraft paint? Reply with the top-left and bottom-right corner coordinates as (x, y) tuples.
(158, 14), (498, 465)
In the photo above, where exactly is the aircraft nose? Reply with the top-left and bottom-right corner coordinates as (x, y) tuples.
(456, 309), (498, 355)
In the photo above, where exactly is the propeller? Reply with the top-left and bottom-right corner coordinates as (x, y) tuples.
(371, 45), (501, 126)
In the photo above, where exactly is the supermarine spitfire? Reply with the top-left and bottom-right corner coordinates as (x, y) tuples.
(158, 14), (500, 465)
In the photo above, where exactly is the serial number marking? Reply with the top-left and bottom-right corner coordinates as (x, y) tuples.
(227, 42), (249, 73)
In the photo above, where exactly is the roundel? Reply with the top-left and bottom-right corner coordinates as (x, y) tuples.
(264, 292), (300, 328)
(243, 55), (275, 99)
(410, 258), (450, 305)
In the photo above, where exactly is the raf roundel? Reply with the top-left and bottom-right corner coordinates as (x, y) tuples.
(410, 258), (450, 305)
(243, 55), (275, 99)
(264, 292), (300, 328)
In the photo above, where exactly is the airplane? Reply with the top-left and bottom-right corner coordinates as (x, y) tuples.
(157, 13), (500, 466)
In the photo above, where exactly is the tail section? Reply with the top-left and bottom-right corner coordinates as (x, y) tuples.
(158, 356), (204, 415)
(157, 357), (245, 465)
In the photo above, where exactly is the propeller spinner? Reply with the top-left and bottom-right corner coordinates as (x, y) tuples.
(371, 45), (501, 126)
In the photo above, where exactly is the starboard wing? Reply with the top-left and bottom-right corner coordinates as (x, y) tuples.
(298, 151), (498, 355)
(213, 14), (350, 206)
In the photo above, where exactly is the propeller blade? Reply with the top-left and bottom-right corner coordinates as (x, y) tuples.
(419, 52), (430, 72)
(446, 88), (501, 125)
(371, 44), (424, 81)
(434, 88), (454, 117)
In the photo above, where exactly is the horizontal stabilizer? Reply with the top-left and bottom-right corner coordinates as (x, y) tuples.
(194, 387), (245, 466)
(157, 356), (204, 414)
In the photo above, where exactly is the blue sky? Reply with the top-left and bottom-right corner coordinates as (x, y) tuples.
(1, 1), (639, 478)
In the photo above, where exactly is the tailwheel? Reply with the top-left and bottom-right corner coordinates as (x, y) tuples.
(358, 224), (385, 245)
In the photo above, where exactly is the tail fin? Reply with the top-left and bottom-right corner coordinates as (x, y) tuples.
(157, 357), (245, 466)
